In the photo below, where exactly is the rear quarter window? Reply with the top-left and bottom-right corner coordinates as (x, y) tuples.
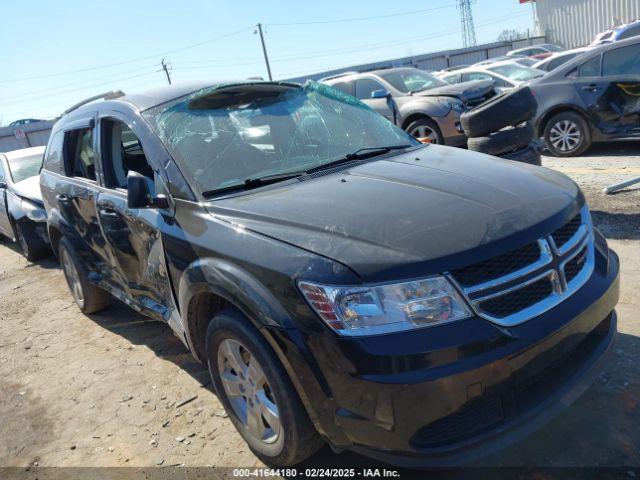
(43, 131), (65, 174)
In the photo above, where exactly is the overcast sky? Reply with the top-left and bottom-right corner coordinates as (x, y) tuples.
(0, 0), (535, 123)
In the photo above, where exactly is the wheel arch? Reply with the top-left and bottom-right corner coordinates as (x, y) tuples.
(400, 112), (439, 131)
(178, 258), (294, 363)
(536, 105), (592, 138)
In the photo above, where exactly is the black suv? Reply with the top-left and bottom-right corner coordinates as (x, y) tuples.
(41, 81), (619, 467)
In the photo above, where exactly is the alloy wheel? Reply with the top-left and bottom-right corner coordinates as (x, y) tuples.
(409, 125), (440, 144)
(61, 249), (84, 306)
(218, 338), (281, 444)
(549, 119), (582, 153)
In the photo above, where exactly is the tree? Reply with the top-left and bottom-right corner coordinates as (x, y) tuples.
(497, 29), (527, 41)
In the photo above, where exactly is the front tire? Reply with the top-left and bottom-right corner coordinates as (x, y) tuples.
(206, 308), (323, 466)
(58, 237), (111, 314)
(543, 111), (591, 157)
(405, 117), (444, 144)
(15, 222), (49, 261)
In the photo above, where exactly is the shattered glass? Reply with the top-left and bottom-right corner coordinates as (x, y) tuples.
(143, 81), (416, 195)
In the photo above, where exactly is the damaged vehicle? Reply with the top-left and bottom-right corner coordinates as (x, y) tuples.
(0, 146), (50, 260)
(322, 67), (495, 145)
(41, 81), (619, 468)
(531, 35), (640, 156)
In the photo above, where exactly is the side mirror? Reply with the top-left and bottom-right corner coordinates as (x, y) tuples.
(371, 89), (391, 99)
(127, 171), (168, 209)
(0, 181), (6, 189)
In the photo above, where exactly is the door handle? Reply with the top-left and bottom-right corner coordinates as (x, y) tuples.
(581, 84), (601, 92)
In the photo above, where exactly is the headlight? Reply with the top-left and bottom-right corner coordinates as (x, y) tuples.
(438, 97), (465, 113)
(298, 276), (472, 336)
(21, 200), (47, 222)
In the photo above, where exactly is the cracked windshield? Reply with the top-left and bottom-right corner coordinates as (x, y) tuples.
(144, 82), (417, 194)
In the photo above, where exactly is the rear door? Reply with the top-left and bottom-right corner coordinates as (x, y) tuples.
(0, 158), (13, 236)
(95, 114), (173, 321)
(58, 120), (112, 268)
(574, 43), (640, 137)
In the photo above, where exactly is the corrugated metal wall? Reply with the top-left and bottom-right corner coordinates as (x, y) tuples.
(287, 36), (547, 83)
(0, 120), (55, 153)
(536, 0), (640, 48)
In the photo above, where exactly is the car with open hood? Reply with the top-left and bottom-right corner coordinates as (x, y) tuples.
(40, 80), (619, 468)
(0, 146), (50, 260)
(321, 67), (496, 146)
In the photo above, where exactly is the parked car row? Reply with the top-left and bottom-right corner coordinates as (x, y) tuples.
(0, 75), (621, 469)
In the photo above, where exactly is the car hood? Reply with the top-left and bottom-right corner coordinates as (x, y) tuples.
(206, 146), (581, 282)
(12, 175), (43, 204)
(415, 80), (495, 102)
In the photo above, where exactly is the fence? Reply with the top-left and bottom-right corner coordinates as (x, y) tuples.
(0, 120), (55, 153)
(286, 35), (548, 83)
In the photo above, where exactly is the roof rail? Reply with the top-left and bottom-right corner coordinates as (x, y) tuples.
(63, 90), (125, 115)
(318, 71), (359, 82)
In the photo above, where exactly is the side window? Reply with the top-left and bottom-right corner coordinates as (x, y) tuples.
(101, 119), (154, 189)
(355, 78), (386, 100)
(603, 44), (640, 76)
(63, 127), (96, 180)
(43, 131), (64, 174)
(577, 56), (601, 77)
(330, 81), (355, 96)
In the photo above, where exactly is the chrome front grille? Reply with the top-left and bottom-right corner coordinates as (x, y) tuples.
(448, 206), (595, 326)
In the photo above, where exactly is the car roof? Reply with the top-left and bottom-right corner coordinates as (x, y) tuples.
(545, 34), (640, 79)
(3, 146), (46, 160)
(60, 80), (304, 118)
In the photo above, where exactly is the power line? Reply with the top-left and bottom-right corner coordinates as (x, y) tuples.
(0, 26), (254, 84)
(0, 71), (157, 108)
(267, 4), (456, 26)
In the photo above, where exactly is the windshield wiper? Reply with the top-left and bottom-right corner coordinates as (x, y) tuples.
(202, 171), (305, 198)
(305, 145), (412, 174)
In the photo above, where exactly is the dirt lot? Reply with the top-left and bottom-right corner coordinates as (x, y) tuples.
(1, 141), (639, 474)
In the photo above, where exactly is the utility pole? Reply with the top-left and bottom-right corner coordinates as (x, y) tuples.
(161, 58), (172, 85)
(457, 0), (477, 48)
(256, 23), (273, 81)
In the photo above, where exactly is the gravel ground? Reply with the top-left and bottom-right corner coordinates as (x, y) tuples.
(0, 141), (639, 476)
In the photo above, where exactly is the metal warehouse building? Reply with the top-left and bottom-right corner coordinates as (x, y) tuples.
(535, 0), (640, 48)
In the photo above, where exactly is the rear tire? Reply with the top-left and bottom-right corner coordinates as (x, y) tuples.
(543, 111), (591, 157)
(58, 237), (111, 314)
(467, 123), (534, 156)
(206, 308), (323, 466)
(461, 87), (537, 137)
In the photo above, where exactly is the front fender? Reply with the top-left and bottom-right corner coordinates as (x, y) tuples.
(398, 98), (452, 122)
(178, 257), (295, 342)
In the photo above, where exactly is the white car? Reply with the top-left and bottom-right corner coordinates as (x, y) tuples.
(533, 47), (594, 72)
(438, 60), (545, 91)
(506, 43), (564, 59)
(591, 20), (640, 45)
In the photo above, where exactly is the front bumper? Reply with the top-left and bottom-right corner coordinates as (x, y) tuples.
(267, 248), (619, 467)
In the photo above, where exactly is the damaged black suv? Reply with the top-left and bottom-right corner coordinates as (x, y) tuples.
(40, 81), (619, 467)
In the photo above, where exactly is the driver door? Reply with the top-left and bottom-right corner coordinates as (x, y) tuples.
(96, 115), (174, 321)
